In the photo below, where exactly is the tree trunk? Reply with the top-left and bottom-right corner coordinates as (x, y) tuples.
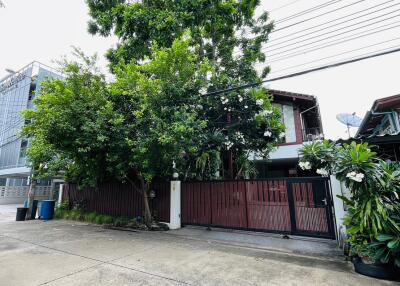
(143, 187), (152, 227)
(139, 177), (152, 227)
(25, 179), (37, 220)
(126, 174), (153, 227)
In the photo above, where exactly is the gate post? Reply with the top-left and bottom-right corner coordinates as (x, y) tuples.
(169, 180), (181, 230)
(57, 184), (64, 206)
(286, 180), (297, 234)
(329, 175), (347, 245)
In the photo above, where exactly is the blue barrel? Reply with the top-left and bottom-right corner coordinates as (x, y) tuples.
(40, 200), (55, 220)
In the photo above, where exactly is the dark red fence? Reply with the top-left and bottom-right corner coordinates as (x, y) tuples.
(63, 181), (170, 222)
(182, 178), (335, 239)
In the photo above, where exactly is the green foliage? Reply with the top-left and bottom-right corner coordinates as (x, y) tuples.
(298, 141), (400, 267)
(109, 38), (212, 183)
(298, 140), (337, 174)
(236, 154), (258, 179)
(86, 212), (99, 223)
(335, 142), (379, 199)
(86, 0), (273, 76)
(369, 215), (400, 267)
(86, 0), (285, 180)
(56, 208), (116, 225)
(22, 49), (121, 188)
(54, 201), (70, 219)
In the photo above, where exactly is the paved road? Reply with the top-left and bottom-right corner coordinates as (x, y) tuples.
(0, 206), (396, 286)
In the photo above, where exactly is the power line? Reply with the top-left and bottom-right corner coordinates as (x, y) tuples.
(267, 4), (400, 49)
(273, 0), (367, 32)
(268, 37), (400, 75)
(268, 0), (397, 43)
(274, 0), (343, 24)
(270, 0), (303, 12)
(203, 47), (400, 97)
(265, 12), (400, 57)
(203, 0), (394, 60)
(265, 21), (400, 64)
(269, 44), (400, 78)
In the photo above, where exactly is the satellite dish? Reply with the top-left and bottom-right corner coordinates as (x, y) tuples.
(336, 113), (363, 138)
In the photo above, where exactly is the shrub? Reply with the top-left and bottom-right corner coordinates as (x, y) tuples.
(86, 212), (98, 223)
(299, 141), (400, 268)
(102, 215), (114, 224)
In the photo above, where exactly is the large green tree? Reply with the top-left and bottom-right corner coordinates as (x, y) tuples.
(23, 40), (212, 224)
(86, 0), (283, 178)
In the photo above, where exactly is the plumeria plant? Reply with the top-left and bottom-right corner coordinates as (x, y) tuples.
(298, 140), (337, 176)
(299, 141), (400, 268)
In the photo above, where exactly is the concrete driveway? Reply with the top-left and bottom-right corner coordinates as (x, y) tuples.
(0, 206), (396, 286)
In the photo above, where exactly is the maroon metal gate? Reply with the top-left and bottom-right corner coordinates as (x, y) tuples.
(181, 178), (335, 239)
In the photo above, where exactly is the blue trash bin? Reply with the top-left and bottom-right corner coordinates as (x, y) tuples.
(40, 200), (55, 220)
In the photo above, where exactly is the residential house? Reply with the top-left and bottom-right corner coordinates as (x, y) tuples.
(355, 94), (400, 161)
(251, 89), (324, 177)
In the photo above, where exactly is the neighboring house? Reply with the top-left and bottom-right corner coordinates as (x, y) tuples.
(0, 62), (62, 204)
(355, 94), (400, 161)
(251, 89), (324, 177)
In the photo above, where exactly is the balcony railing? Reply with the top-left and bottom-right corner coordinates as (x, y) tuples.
(302, 127), (323, 142)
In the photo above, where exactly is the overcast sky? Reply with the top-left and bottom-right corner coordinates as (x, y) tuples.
(1, 0), (399, 139)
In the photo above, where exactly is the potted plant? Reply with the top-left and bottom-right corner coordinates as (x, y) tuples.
(299, 141), (400, 280)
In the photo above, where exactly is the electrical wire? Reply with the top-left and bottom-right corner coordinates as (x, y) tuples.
(202, 0), (395, 59)
(268, 0), (397, 43)
(203, 47), (400, 97)
(273, 0), (367, 32)
(274, 0), (343, 24)
(267, 37), (400, 74)
(266, 21), (400, 63)
(265, 13), (400, 57)
(268, 45), (400, 79)
(270, 0), (303, 12)
(266, 5), (400, 49)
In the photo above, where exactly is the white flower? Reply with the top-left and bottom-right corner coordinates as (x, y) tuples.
(356, 173), (364, 179)
(244, 105), (248, 109)
(260, 109), (273, 117)
(220, 96), (229, 105)
(346, 171), (356, 178)
(224, 141), (234, 150)
(224, 107), (227, 111)
(238, 95), (243, 102)
(346, 171), (364, 182)
(256, 99), (264, 106)
(299, 161), (312, 170)
(264, 131), (272, 137)
(279, 132), (286, 138)
(316, 168), (329, 176)
(206, 71), (212, 80)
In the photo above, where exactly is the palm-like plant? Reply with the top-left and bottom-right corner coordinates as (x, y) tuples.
(299, 141), (400, 269)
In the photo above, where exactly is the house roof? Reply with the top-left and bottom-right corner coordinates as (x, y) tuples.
(268, 89), (316, 101)
(268, 89), (317, 110)
(356, 94), (400, 137)
(371, 94), (400, 112)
